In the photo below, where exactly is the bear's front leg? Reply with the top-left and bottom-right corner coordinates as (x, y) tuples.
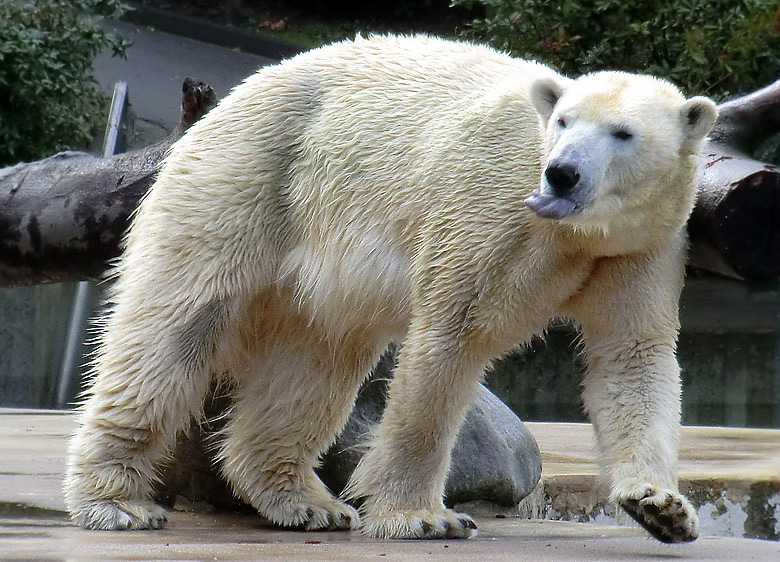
(581, 337), (698, 543)
(346, 318), (485, 539)
(566, 243), (698, 543)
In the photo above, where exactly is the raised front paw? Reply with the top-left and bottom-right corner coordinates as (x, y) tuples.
(361, 508), (477, 539)
(74, 499), (167, 530)
(618, 484), (699, 543)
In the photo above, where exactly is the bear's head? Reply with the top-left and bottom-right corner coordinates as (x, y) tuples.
(526, 71), (717, 247)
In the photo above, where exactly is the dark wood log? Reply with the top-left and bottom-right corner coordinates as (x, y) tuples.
(687, 79), (780, 281)
(688, 153), (780, 280)
(708, 80), (780, 154)
(0, 78), (216, 286)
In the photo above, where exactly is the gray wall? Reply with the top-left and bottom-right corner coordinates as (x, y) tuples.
(1, 276), (778, 428)
(486, 329), (780, 429)
(0, 283), (101, 408)
(0, 284), (76, 407)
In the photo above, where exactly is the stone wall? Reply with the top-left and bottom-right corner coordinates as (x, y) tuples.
(1, 276), (778, 428)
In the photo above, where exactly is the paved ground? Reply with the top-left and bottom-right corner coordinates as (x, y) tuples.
(535, 422), (780, 482)
(1, 410), (778, 561)
(94, 19), (275, 135)
(3, 509), (779, 562)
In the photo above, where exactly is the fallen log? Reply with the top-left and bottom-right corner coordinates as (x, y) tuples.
(689, 153), (780, 280)
(688, 80), (780, 280)
(0, 78), (216, 285)
(0, 78), (779, 285)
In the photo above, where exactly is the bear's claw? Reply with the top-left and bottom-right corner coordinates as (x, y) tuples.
(262, 497), (359, 532)
(619, 486), (699, 543)
(75, 499), (167, 530)
(361, 508), (477, 539)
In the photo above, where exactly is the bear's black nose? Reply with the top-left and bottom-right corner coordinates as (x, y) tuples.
(545, 164), (580, 197)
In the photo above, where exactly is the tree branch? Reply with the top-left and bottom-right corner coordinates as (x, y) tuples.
(708, 79), (780, 155)
(687, 80), (780, 280)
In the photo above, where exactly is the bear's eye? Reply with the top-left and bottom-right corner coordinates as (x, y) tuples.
(557, 117), (567, 128)
(613, 129), (633, 141)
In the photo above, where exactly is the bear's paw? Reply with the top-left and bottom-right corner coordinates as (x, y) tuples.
(361, 508), (477, 539)
(259, 497), (360, 531)
(74, 499), (167, 530)
(619, 485), (699, 543)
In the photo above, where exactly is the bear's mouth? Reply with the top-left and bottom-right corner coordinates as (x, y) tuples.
(524, 189), (578, 220)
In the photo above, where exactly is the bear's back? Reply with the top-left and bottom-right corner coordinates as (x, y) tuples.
(137, 36), (558, 302)
(256, 36), (552, 231)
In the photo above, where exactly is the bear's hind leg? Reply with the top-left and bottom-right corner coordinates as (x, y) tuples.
(64, 293), (228, 530)
(219, 328), (384, 531)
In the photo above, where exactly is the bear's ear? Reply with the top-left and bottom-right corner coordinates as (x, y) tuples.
(530, 76), (568, 122)
(681, 96), (718, 142)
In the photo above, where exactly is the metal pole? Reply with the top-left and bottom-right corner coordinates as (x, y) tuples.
(56, 82), (128, 408)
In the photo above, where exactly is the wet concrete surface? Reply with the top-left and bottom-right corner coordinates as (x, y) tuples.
(1, 410), (779, 561)
(3, 509), (780, 562)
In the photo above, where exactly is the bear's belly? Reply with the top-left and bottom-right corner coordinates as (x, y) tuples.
(278, 236), (413, 339)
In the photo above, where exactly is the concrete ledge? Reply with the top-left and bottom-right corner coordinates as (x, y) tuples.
(521, 422), (780, 540)
(0, 409), (778, 560)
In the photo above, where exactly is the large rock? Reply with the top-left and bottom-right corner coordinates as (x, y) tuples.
(157, 346), (542, 512)
(317, 347), (542, 507)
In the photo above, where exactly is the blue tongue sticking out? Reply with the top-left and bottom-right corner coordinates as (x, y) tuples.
(524, 189), (577, 219)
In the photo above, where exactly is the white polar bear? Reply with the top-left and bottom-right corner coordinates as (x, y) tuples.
(64, 34), (716, 542)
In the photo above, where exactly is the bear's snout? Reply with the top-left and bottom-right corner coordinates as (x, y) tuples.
(545, 163), (580, 197)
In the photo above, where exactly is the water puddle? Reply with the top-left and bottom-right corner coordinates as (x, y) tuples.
(0, 502), (70, 527)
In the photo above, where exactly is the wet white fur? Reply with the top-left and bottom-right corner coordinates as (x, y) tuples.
(64, 35), (716, 539)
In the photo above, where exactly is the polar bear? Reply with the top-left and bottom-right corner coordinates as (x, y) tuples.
(64, 34), (716, 542)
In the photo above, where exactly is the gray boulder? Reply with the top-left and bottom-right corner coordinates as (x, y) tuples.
(317, 347), (542, 507)
(157, 346), (542, 512)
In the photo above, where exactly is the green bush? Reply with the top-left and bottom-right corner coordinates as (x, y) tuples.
(0, 0), (129, 166)
(453, 0), (780, 98)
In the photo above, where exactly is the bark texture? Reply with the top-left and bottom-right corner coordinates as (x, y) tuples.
(0, 78), (216, 285)
(688, 79), (780, 280)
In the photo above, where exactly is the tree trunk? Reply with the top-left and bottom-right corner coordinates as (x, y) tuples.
(689, 152), (780, 280)
(708, 80), (780, 155)
(688, 80), (780, 280)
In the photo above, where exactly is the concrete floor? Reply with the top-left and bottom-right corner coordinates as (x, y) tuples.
(3, 509), (780, 562)
(1, 410), (779, 561)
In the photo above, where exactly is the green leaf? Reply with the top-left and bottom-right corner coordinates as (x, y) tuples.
(0, 0), (127, 165)
(456, 0), (780, 99)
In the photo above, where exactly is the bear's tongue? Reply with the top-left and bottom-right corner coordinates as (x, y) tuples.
(524, 189), (577, 220)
